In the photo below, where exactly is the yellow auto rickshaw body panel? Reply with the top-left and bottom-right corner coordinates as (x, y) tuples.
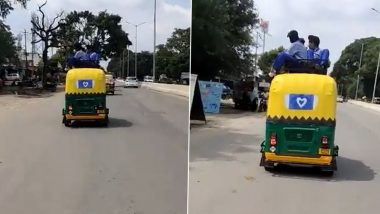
(65, 68), (106, 94)
(267, 73), (337, 121)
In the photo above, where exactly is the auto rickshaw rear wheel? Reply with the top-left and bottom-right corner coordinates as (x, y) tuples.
(63, 117), (71, 127)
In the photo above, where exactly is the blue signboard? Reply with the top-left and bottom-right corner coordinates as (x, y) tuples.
(288, 94), (315, 110)
(198, 81), (224, 113)
(77, 80), (93, 89)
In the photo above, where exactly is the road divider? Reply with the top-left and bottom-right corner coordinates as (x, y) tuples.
(141, 82), (189, 98)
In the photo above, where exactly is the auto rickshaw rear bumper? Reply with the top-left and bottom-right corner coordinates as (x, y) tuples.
(64, 114), (107, 120)
(62, 108), (109, 121)
(262, 152), (333, 165)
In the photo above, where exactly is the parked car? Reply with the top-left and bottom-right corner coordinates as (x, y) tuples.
(337, 95), (344, 103)
(125, 76), (139, 88)
(180, 72), (189, 85)
(114, 78), (125, 87)
(373, 97), (380, 104)
(158, 74), (174, 84)
(144, 75), (154, 82)
(5, 72), (21, 81)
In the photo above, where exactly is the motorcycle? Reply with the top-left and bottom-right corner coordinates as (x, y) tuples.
(257, 92), (268, 112)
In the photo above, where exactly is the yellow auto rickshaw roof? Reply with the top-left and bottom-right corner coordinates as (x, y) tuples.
(267, 73), (337, 122)
(65, 68), (106, 94)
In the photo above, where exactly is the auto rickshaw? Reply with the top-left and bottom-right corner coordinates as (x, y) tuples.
(62, 68), (109, 126)
(260, 54), (339, 175)
(105, 73), (115, 95)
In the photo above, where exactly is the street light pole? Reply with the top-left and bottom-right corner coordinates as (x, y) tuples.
(370, 8), (380, 102)
(372, 51), (380, 103)
(355, 43), (364, 100)
(122, 48), (125, 78)
(126, 21), (147, 79)
(127, 45), (130, 77)
(135, 25), (138, 78)
(153, 0), (157, 82)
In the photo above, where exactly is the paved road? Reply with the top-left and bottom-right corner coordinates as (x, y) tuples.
(0, 87), (188, 214)
(189, 103), (380, 214)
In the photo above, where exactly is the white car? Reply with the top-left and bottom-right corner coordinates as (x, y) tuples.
(337, 96), (344, 103)
(5, 72), (20, 81)
(144, 76), (154, 82)
(114, 78), (125, 87)
(124, 77), (139, 88)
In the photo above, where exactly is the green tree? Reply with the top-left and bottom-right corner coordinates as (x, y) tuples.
(55, 10), (132, 61)
(331, 37), (380, 98)
(107, 28), (190, 80)
(0, 25), (17, 64)
(156, 28), (190, 80)
(191, 0), (258, 80)
(257, 46), (284, 76)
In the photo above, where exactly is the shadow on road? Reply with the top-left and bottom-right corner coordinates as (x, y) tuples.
(268, 156), (375, 182)
(107, 93), (123, 96)
(190, 130), (262, 162)
(69, 117), (133, 129)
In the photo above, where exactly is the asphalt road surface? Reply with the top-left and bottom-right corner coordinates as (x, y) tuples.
(189, 103), (380, 214)
(0, 87), (188, 214)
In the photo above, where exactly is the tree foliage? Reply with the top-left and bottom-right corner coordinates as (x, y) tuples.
(331, 37), (380, 98)
(191, 0), (258, 80)
(0, 0), (28, 18)
(156, 28), (190, 79)
(0, 25), (17, 64)
(55, 10), (132, 60)
(107, 28), (190, 80)
(257, 46), (284, 76)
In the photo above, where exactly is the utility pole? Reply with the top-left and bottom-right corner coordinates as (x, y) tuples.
(24, 30), (28, 69)
(122, 49), (125, 78)
(371, 51), (380, 103)
(355, 43), (364, 100)
(119, 55), (122, 77)
(127, 45), (130, 77)
(135, 25), (138, 78)
(32, 32), (36, 72)
(153, 0), (157, 82)
(262, 31), (266, 54)
(254, 31), (259, 83)
(126, 21), (146, 78)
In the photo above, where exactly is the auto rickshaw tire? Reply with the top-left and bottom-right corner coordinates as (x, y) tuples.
(322, 170), (334, 177)
(64, 120), (71, 127)
(264, 166), (275, 172)
(234, 102), (240, 109)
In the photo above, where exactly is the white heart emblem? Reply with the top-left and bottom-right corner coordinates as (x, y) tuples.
(83, 81), (89, 87)
(296, 97), (307, 108)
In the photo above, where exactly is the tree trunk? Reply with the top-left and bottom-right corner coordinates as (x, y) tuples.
(42, 40), (49, 87)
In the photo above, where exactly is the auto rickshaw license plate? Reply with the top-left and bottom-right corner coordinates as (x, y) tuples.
(319, 148), (331, 155)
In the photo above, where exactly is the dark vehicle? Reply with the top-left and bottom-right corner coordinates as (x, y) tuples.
(159, 74), (174, 84)
(232, 79), (259, 111)
(180, 72), (189, 85)
(373, 97), (380, 104)
(221, 85), (232, 100)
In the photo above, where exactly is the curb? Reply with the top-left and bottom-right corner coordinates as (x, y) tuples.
(141, 83), (189, 98)
(348, 100), (380, 113)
